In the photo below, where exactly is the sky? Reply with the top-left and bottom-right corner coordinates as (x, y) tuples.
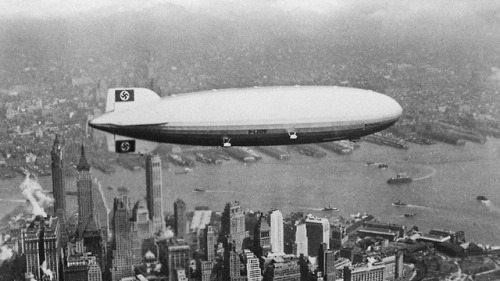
(1, 0), (499, 22)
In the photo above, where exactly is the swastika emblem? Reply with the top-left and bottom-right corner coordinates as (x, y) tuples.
(120, 141), (130, 152)
(119, 91), (130, 101)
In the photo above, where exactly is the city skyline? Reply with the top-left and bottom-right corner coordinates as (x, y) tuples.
(0, 1), (500, 280)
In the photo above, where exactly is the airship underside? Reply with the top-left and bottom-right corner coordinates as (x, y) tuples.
(89, 86), (402, 153)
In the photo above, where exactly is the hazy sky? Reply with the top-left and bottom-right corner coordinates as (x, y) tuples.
(2, 0), (499, 21)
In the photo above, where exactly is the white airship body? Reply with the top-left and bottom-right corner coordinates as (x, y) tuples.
(89, 86), (402, 153)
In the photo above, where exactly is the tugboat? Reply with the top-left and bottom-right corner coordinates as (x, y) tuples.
(387, 173), (412, 184)
(378, 163), (388, 169)
(476, 195), (488, 201)
(193, 188), (206, 193)
(117, 186), (129, 193)
(392, 200), (407, 207)
(322, 206), (339, 212)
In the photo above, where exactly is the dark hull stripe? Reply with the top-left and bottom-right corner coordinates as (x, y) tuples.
(96, 118), (398, 146)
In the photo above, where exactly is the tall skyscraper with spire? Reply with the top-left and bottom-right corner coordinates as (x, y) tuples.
(270, 209), (284, 255)
(51, 135), (66, 217)
(76, 145), (107, 272)
(145, 154), (164, 233)
(77, 144), (93, 230)
(174, 199), (186, 238)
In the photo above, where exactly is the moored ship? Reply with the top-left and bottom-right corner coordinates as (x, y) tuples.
(317, 141), (353, 155)
(168, 154), (196, 167)
(256, 146), (290, 160)
(363, 133), (409, 150)
(392, 200), (407, 207)
(322, 206), (339, 212)
(292, 145), (327, 158)
(194, 152), (223, 164)
(387, 173), (412, 184)
(476, 195), (488, 201)
(222, 147), (256, 162)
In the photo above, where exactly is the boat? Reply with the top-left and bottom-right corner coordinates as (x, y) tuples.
(387, 173), (412, 184)
(363, 133), (409, 150)
(476, 195), (488, 201)
(117, 186), (129, 192)
(317, 141), (353, 155)
(175, 167), (192, 174)
(222, 147), (256, 162)
(193, 188), (206, 193)
(404, 213), (416, 217)
(392, 200), (407, 207)
(256, 146), (290, 160)
(292, 145), (327, 158)
(168, 154), (196, 167)
(378, 163), (388, 169)
(322, 206), (339, 212)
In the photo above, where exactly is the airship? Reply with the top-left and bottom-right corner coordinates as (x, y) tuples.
(89, 86), (402, 153)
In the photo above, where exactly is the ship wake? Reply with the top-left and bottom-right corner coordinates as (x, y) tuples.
(0, 199), (26, 203)
(413, 166), (437, 181)
(483, 200), (500, 213)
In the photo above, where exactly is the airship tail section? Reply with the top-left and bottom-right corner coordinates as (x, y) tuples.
(105, 88), (161, 113)
(105, 132), (158, 154)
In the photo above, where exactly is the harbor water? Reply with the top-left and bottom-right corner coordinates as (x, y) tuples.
(1, 138), (500, 245)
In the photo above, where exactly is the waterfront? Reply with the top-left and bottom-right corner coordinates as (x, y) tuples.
(1, 138), (500, 244)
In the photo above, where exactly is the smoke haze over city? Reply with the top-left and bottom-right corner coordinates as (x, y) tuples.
(1, 1), (500, 280)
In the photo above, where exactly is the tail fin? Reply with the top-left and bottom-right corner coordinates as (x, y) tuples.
(105, 88), (161, 113)
(104, 132), (158, 154)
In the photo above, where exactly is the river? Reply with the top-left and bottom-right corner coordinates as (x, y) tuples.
(1, 138), (499, 245)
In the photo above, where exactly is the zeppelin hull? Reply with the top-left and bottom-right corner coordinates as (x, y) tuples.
(98, 118), (398, 146)
(89, 86), (403, 149)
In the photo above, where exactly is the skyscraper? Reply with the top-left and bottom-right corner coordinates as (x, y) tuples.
(166, 239), (191, 281)
(253, 213), (271, 258)
(305, 215), (330, 256)
(77, 145), (93, 231)
(223, 240), (245, 281)
(270, 210), (284, 255)
(51, 135), (66, 217)
(131, 200), (154, 239)
(76, 145), (107, 272)
(145, 154), (164, 233)
(204, 224), (215, 262)
(64, 239), (103, 281)
(201, 225), (215, 281)
(244, 250), (262, 281)
(23, 216), (62, 281)
(221, 201), (247, 250)
(294, 222), (308, 257)
(110, 197), (142, 281)
(174, 199), (187, 238)
(318, 243), (335, 281)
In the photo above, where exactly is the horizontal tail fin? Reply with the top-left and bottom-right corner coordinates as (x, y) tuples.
(104, 132), (158, 154)
(105, 88), (161, 113)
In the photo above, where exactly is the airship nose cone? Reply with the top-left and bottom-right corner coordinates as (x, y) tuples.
(388, 98), (403, 120)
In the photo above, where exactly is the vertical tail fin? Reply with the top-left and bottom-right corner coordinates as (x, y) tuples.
(105, 88), (161, 113)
